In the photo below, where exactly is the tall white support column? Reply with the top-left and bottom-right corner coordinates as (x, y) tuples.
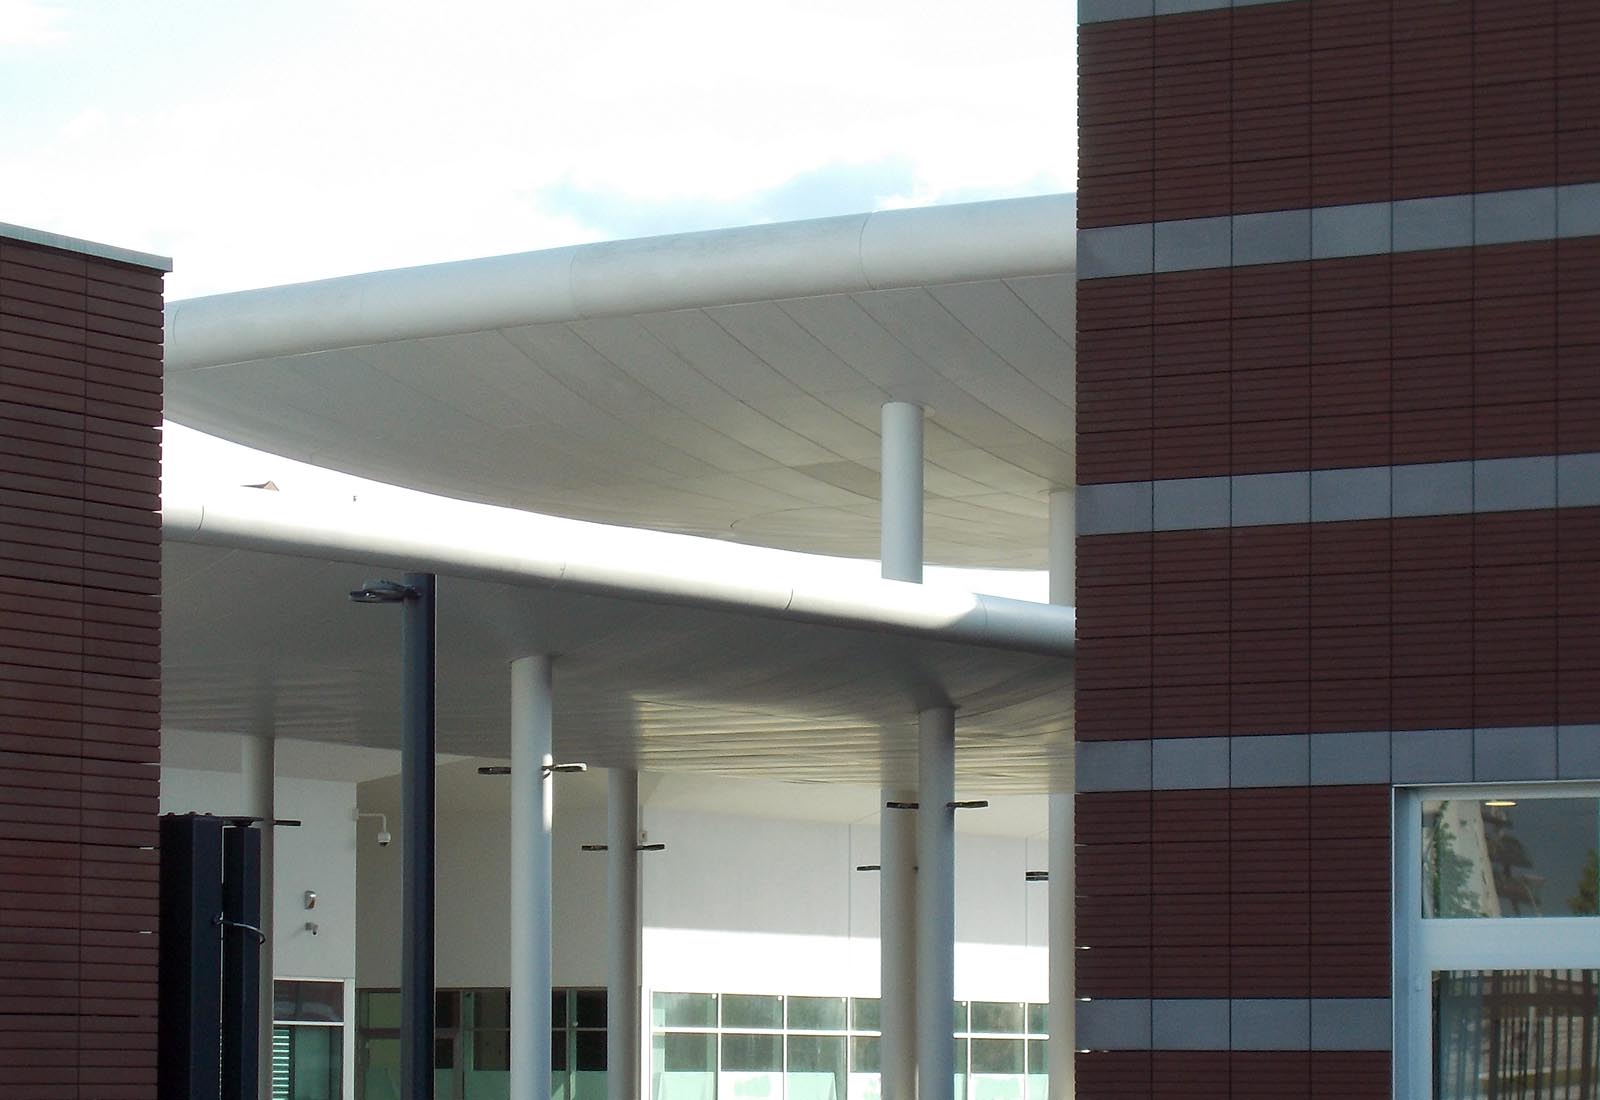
(1048, 795), (1075, 1100)
(1048, 489), (1075, 608)
(916, 707), (956, 1100)
(881, 401), (925, 583)
(880, 786), (918, 1100)
(242, 734), (275, 1100)
(1047, 487), (1076, 1100)
(882, 400), (926, 1096)
(511, 656), (554, 1100)
(608, 770), (641, 1100)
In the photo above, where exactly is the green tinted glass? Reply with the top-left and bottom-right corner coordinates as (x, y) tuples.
(653, 993), (717, 1029)
(723, 994), (783, 1030)
(788, 996), (847, 1031)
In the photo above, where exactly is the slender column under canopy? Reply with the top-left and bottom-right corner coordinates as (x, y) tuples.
(881, 400), (926, 1096)
(879, 786), (919, 1100)
(241, 735), (275, 1100)
(916, 707), (956, 1100)
(511, 655), (554, 1100)
(1047, 487), (1077, 1098)
(608, 770), (642, 1100)
(881, 401), (925, 583)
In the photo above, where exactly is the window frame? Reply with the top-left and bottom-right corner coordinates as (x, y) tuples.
(1395, 784), (1600, 1100)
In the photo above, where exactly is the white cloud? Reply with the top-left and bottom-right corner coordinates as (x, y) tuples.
(0, 0), (1076, 298)
(0, 0), (68, 46)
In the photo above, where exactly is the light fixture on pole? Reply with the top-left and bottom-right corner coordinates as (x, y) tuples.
(349, 573), (435, 1100)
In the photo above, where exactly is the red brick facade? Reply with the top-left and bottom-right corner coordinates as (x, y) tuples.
(1, 233), (165, 1100)
(1075, 2), (1600, 1098)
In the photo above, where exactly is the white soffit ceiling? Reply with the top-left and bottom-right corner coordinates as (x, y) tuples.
(165, 196), (1077, 569)
(162, 501), (1075, 794)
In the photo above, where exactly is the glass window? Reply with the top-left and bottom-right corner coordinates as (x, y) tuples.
(723, 995), (783, 1030)
(472, 1029), (510, 1073)
(275, 980), (346, 1024)
(971, 1039), (1024, 1074)
(850, 998), (880, 1033)
(970, 1003), (1026, 1035)
(437, 991), (460, 1030)
(273, 1024), (343, 1100)
(576, 1030), (607, 1071)
(575, 989), (607, 1028)
(1434, 970), (1600, 1100)
(722, 1033), (783, 1072)
(553, 1030), (569, 1072)
(850, 1036), (880, 1074)
(554, 990), (570, 1029)
(1026, 1039), (1049, 1100)
(1423, 797), (1600, 918)
(789, 996), (847, 1032)
(474, 989), (510, 1029)
(655, 993), (718, 1029)
(788, 1035), (847, 1100)
(362, 990), (400, 1030)
(953, 1002), (969, 1032)
(654, 1033), (716, 1100)
(1026, 1004), (1048, 1036)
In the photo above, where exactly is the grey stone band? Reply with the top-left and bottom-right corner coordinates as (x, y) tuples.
(1077, 997), (1391, 1051)
(1080, 0), (1302, 24)
(1078, 184), (1600, 279)
(1078, 454), (1600, 536)
(1077, 725), (1600, 793)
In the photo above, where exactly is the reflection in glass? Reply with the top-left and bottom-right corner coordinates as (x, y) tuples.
(971, 1003), (1026, 1035)
(1435, 970), (1600, 1100)
(850, 999), (881, 1033)
(720, 1032), (782, 1100)
(1423, 799), (1600, 918)
(654, 1032), (716, 1100)
(655, 992), (718, 1030)
(789, 996), (848, 1032)
(273, 1025), (343, 1100)
(788, 1034), (847, 1100)
(724, 995), (784, 1031)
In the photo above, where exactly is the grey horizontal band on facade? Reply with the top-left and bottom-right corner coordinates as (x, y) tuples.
(1080, 0), (1300, 25)
(1077, 997), (1390, 1052)
(1078, 184), (1600, 280)
(1078, 453), (1600, 537)
(1076, 725), (1600, 794)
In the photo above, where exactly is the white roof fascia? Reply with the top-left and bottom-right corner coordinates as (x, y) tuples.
(164, 194), (1076, 373)
(162, 493), (1076, 656)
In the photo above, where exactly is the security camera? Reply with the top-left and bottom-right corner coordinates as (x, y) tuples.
(357, 811), (391, 848)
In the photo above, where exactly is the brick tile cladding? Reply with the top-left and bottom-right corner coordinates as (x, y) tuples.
(1075, 2), (1599, 1099)
(0, 234), (164, 1100)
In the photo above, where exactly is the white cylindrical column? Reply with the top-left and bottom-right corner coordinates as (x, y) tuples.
(608, 770), (641, 1100)
(880, 786), (918, 1100)
(1048, 489), (1075, 607)
(1048, 793), (1075, 1100)
(881, 401), (925, 583)
(511, 655), (555, 1100)
(916, 707), (956, 1100)
(1047, 489), (1076, 1100)
(242, 734), (275, 1100)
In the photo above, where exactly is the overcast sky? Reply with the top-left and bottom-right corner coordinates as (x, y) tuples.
(4, 0), (1072, 596)
(2, 0), (1076, 301)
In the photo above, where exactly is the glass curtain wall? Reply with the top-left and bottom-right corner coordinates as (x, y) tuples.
(357, 987), (605, 1100)
(650, 993), (1049, 1100)
(273, 979), (347, 1100)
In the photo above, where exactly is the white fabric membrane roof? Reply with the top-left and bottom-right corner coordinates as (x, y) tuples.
(164, 195), (1077, 569)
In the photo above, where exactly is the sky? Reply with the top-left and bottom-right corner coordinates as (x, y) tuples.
(4, 0), (1074, 597)
(1, 0), (1076, 301)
